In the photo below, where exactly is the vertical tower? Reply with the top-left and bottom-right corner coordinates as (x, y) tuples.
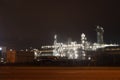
(54, 34), (57, 45)
(81, 33), (87, 44)
(68, 38), (72, 44)
(81, 33), (87, 50)
(96, 26), (104, 44)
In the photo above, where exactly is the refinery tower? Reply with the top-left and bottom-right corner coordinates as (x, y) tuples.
(96, 26), (104, 44)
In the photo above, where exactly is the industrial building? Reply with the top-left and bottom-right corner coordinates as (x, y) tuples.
(34, 26), (119, 63)
(1, 26), (120, 65)
(6, 50), (34, 63)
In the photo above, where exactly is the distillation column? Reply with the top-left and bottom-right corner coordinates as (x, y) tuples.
(96, 26), (104, 44)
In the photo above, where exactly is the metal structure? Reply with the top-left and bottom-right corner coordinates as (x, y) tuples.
(96, 26), (104, 44)
(34, 26), (119, 61)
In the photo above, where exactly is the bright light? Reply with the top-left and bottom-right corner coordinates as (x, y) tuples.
(68, 54), (73, 59)
(75, 53), (78, 59)
(88, 57), (91, 60)
(82, 53), (86, 56)
(34, 52), (38, 59)
(54, 53), (60, 56)
(0, 47), (2, 51)
(10, 49), (12, 51)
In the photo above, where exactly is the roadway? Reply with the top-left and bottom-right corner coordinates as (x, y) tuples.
(0, 66), (120, 80)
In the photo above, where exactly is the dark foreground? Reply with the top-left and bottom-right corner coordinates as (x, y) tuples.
(1, 66), (120, 80)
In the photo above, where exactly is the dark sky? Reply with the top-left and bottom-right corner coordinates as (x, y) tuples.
(0, 0), (120, 49)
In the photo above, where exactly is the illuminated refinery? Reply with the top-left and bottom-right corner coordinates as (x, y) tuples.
(0, 26), (120, 65)
(34, 26), (119, 61)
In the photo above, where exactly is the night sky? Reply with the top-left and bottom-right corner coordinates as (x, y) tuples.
(0, 0), (120, 49)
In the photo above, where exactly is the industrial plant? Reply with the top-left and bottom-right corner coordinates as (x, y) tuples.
(0, 26), (120, 66)
(34, 26), (120, 65)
